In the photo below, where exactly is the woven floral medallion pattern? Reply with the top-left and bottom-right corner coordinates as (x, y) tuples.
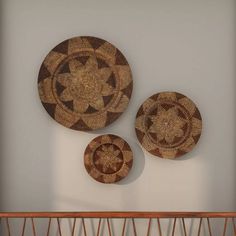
(84, 134), (133, 183)
(135, 92), (202, 159)
(38, 36), (133, 131)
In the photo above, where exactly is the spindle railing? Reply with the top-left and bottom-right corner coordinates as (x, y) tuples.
(0, 212), (235, 236)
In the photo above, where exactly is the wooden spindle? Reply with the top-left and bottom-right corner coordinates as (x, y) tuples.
(222, 218), (228, 236)
(96, 218), (101, 236)
(157, 218), (162, 236)
(82, 218), (87, 236)
(57, 218), (62, 236)
(146, 218), (152, 236)
(121, 218), (126, 236)
(107, 218), (112, 236)
(207, 218), (212, 236)
(71, 218), (76, 236)
(171, 218), (176, 236)
(31, 218), (36, 236)
(46, 218), (51, 236)
(132, 218), (137, 236)
(21, 218), (26, 236)
(182, 218), (187, 236)
(6, 218), (11, 236)
(232, 218), (236, 235)
(197, 218), (202, 236)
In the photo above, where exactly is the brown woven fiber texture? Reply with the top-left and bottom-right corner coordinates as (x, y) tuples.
(84, 134), (133, 183)
(38, 36), (133, 131)
(135, 92), (202, 159)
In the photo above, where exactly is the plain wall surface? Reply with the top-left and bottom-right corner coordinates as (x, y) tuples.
(0, 0), (236, 212)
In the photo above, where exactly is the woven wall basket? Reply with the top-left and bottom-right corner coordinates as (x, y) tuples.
(38, 36), (133, 131)
(84, 134), (133, 183)
(135, 92), (202, 159)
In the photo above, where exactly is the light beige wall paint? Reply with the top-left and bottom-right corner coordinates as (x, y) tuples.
(1, 0), (235, 213)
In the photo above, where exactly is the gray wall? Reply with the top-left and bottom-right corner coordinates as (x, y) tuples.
(1, 0), (235, 215)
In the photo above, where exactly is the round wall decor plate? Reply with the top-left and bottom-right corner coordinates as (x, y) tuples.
(135, 92), (202, 159)
(38, 36), (133, 131)
(84, 134), (133, 183)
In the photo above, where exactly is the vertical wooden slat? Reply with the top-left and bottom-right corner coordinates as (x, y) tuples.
(222, 218), (228, 236)
(132, 218), (137, 236)
(82, 218), (87, 236)
(171, 218), (176, 236)
(71, 218), (76, 236)
(182, 218), (187, 236)
(107, 218), (112, 236)
(96, 218), (102, 236)
(46, 218), (51, 236)
(21, 218), (26, 236)
(57, 218), (62, 236)
(232, 218), (236, 235)
(121, 218), (126, 236)
(6, 218), (11, 236)
(146, 218), (152, 236)
(31, 218), (36, 236)
(197, 218), (202, 236)
(0, 218), (1, 235)
(157, 218), (162, 236)
(207, 218), (212, 236)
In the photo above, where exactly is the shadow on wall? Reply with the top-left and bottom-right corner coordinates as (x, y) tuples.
(118, 140), (145, 185)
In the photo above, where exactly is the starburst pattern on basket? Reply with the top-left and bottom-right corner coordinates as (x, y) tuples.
(56, 55), (115, 113)
(95, 145), (123, 173)
(148, 105), (187, 144)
